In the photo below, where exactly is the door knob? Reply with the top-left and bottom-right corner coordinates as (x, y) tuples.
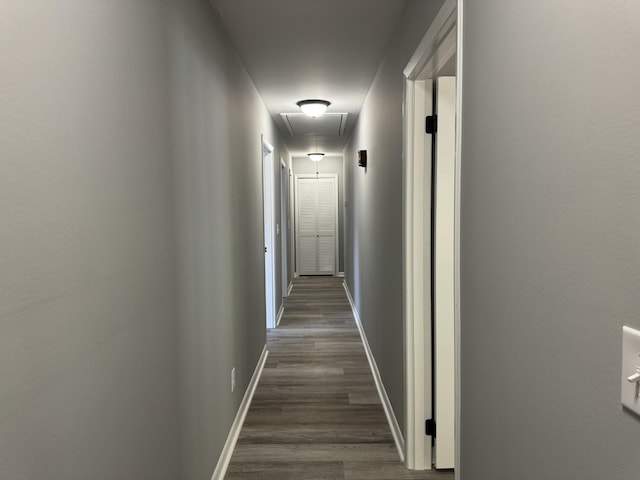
(627, 370), (640, 383)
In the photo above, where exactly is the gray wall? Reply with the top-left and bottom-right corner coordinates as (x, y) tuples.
(0, 1), (289, 479)
(460, 1), (640, 479)
(292, 156), (345, 273)
(344, 0), (445, 437)
(168, 0), (288, 478)
(0, 1), (180, 479)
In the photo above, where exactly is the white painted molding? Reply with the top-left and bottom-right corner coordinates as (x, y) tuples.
(262, 138), (274, 154)
(454, 2), (464, 479)
(404, 0), (456, 79)
(403, 76), (433, 470)
(287, 282), (294, 296)
(276, 303), (285, 327)
(262, 135), (277, 330)
(342, 281), (405, 462)
(336, 272), (345, 278)
(402, 0), (460, 471)
(210, 346), (269, 480)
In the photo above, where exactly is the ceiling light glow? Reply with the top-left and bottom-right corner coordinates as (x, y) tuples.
(307, 153), (325, 162)
(296, 99), (331, 117)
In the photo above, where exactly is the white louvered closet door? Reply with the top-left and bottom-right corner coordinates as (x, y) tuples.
(295, 175), (337, 275)
(297, 178), (319, 275)
(316, 178), (336, 274)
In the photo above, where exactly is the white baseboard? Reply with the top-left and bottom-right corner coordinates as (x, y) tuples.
(210, 346), (269, 480)
(336, 272), (345, 278)
(276, 303), (285, 327)
(342, 281), (405, 462)
(287, 282), (293, 296)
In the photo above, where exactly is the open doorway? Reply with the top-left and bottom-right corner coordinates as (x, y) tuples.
(403, 0), (461, 475)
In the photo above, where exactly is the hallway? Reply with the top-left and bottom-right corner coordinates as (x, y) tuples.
(224, 277), (453, 480)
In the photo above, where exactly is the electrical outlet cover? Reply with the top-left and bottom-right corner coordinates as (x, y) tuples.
(621, 326), (640, 415)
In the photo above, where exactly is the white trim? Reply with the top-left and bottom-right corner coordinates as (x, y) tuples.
(403, 77), (433, 470)
(433, 76), (456, 469)
(210, 346), (269, 480)
(404, 0), (457, 79)
(262, 136), (276, 329)
(262, 138), (274, 153)
(402, 0), (459, 471)
(343, 281), (404, 462)
(287, 282), (294, 296)
(289, 167), (295, 285)
(280, 158), (289, 300)
(454, 3), (464, 479)
(336, 272), (345, 278)
(276, 303), (285, 327)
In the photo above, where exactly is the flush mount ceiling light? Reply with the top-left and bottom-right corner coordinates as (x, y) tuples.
(307, 130), (324, 162)
(296, 99), (331, 117)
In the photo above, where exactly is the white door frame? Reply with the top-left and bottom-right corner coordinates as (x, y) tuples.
(433, 75), (456, 469)
(289, 166), (296, 284)
(262, 136), (276, 329)
(294, 173), (339, 276)
(280, 158), (288, 298)
(402, 0), (462, 475)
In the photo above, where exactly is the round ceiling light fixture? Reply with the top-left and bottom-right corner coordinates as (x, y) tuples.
(296, 99), (331, 117)
(307, 153), (325, 162)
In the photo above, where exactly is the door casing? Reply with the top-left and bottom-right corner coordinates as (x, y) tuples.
(262, 137), (276, 329)
(280, 158), (289, 303)
(402, 0), (462, 475)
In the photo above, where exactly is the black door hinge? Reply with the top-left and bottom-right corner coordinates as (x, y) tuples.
(426, 115), (438, 134)
(425, 419), (436, 437)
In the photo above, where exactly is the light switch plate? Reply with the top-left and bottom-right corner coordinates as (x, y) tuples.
(621, 326), (640, 415)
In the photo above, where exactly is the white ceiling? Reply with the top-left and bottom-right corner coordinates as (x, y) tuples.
(209, 0), (408, 156)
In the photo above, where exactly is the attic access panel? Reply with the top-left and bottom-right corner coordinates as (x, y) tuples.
(280, 112), (348, 137)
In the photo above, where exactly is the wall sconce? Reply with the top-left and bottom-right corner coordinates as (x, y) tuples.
(358, 150), (367, 168)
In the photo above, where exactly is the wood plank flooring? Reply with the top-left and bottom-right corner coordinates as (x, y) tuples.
(225, 276), (453, 480)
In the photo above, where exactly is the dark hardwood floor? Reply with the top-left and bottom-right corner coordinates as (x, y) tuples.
(225, 276), (454, 480)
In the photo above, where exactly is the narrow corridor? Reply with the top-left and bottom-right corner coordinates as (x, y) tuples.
(224, 277), (453, 479)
